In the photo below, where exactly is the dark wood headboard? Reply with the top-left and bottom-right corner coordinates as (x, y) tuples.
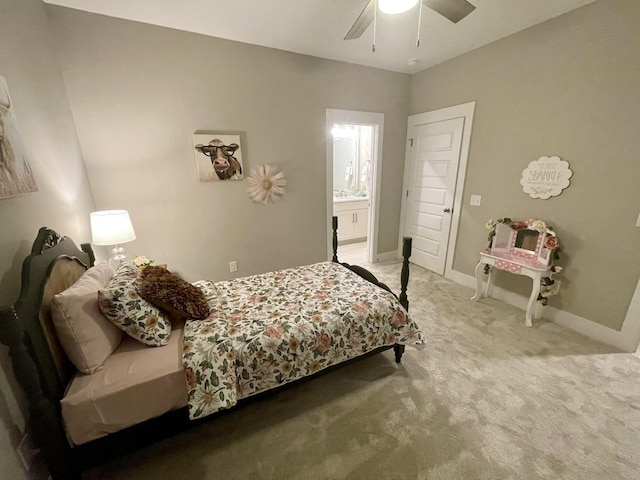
(0, 227), (94, 479)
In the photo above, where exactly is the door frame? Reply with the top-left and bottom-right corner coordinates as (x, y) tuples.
(398, 102), (475, 277)
(326, 109), (384, 263)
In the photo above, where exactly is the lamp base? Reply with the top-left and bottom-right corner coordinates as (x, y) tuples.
(109, 245), (128, 268)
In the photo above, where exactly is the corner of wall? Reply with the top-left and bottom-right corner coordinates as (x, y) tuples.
(446, 268), (640, 353)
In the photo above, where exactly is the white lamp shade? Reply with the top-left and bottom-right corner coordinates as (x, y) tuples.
(90, 210), (136, 246)
(379, 0), (419, 14)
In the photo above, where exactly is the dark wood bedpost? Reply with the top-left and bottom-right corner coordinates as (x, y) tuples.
(394, 236), (412, 363)
(81, 242), (95, 266)
(332, 216), (339, 262)
(399, 236), (412, 311)
(0, 307), (81, 480)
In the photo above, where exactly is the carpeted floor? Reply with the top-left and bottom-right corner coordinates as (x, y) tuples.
(85, 260), (640, 480)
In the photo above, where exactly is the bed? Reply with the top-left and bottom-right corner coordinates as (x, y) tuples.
(0, 218), (423, 479)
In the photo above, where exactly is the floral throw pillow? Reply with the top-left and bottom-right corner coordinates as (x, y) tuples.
(97, 263), (171, 347)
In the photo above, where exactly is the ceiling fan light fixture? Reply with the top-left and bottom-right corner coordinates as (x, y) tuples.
(379, 0), (420, 15)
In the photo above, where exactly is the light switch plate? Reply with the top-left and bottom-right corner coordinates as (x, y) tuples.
(470, 195), (482, 207)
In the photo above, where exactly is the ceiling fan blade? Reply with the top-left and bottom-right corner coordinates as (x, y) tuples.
(422, 0), (475, 23)
(344, 0), (376, 40)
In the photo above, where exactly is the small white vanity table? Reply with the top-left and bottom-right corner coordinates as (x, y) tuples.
(471, 221), (557, 327)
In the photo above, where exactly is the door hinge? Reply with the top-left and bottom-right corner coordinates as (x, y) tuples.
(406, 190), (409, 198)
(409, 138), (413, 147)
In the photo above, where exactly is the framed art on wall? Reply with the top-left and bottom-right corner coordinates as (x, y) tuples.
(192, 133), (244, 181)
(0, 75), (38, 199)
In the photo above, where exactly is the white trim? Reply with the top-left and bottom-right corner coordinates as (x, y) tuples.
(398, 102), (475, 276)
(376, 250), (398, 262)
(449, 269), (640, 353)
(626, 274), (640, 354)
(326, 109), (384, 263)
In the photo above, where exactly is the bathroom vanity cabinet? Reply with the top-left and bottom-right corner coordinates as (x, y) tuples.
(333, 199), (369, 242)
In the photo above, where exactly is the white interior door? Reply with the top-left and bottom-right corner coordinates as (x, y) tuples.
(403, 117), (464, 275)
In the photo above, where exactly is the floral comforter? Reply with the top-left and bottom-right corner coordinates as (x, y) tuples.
(182, 261), (424, 420)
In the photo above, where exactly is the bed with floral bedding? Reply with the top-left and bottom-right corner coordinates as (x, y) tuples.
(184, 261), (423, 420)
(0, 222), (421, 480)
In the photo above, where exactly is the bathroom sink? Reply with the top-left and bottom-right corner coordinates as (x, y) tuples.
(333, 195), (368, 203)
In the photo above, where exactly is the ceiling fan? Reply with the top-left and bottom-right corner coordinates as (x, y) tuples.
(344, 0), (476, 40)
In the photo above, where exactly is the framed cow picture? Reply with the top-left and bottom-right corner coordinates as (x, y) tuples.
(192, 132), (244, 181)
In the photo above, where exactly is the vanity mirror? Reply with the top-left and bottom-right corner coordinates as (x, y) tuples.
(488, 219), (557, 267)
(514, 229), (539, 253)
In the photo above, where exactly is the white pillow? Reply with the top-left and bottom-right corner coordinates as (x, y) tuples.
(51, 262), (123, 374)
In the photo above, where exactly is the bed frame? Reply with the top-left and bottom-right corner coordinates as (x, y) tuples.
(0, 218), (413, 479)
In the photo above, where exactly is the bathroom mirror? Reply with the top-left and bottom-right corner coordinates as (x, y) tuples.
(332, 134), (357, 193)
(332, 124), (373, 197)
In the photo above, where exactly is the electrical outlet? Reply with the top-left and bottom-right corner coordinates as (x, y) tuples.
(229, 261), (238, 273)
(470, 194), (482, 206)
(17, 433), (38, 470)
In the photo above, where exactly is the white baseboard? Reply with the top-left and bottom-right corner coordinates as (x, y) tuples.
(376, 250), (399, 262)
(446, 269), (640, 353)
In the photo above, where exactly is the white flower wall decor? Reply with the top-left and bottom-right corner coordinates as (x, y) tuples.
(247, 164), (287, 205)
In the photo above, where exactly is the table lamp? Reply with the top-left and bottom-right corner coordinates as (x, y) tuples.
(90, 210), (136, 267)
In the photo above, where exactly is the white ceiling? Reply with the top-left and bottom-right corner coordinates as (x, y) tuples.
(43, 0), (597, 74)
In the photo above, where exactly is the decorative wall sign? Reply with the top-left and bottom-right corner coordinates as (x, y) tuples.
(192, 133), (244, 181)
(520, 156), (572, 199)
(0, 75), (38, 199)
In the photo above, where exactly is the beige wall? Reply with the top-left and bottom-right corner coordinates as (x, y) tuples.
(410, 0), (640, 330)
(0, 0), (96, 476)
(45, 6), (412, 283)
(0, 0), (636, 475)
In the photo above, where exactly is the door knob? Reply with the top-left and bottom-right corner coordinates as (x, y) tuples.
(443, 208), (451, 213)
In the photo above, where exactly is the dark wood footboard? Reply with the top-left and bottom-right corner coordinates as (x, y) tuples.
(331, 216), (413, 363)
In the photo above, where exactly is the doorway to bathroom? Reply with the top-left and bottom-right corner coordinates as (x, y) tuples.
(325, 109), (383, 264)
